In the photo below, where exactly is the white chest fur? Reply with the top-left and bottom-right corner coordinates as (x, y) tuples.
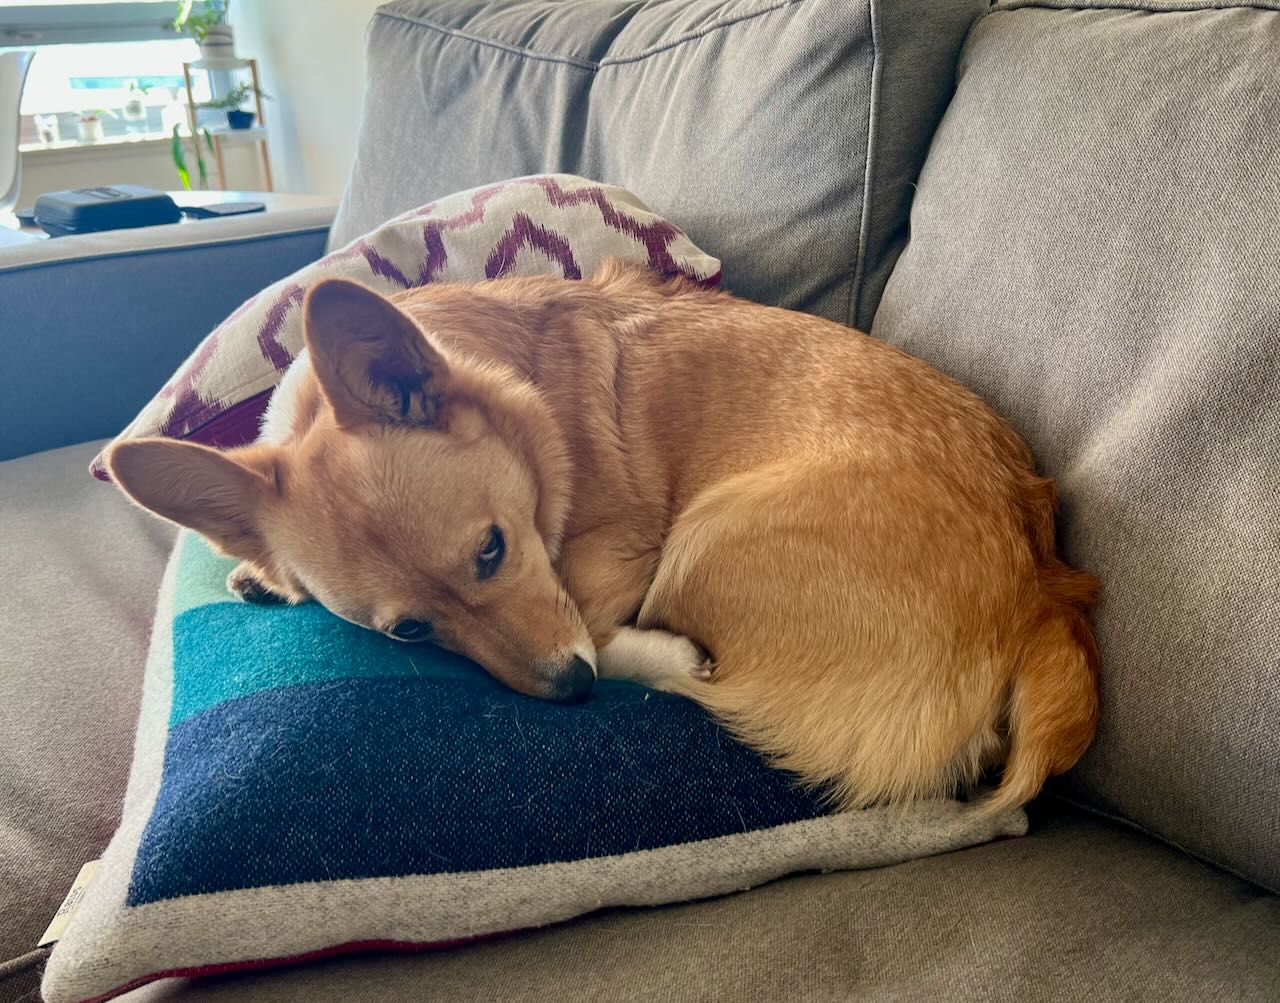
(258, 350), (313, 446)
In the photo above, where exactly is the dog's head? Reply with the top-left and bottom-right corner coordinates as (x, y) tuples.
(108, 278), (595, 702)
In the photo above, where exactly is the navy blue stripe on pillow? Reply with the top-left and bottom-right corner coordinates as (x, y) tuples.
(128, 675), (831, 906)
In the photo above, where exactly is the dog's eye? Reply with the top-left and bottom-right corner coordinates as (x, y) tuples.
(390, 619), (432, 642)
(476, 525), (505, 580)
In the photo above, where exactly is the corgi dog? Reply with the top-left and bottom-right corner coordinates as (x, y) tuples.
(108, 262), (1099, 812)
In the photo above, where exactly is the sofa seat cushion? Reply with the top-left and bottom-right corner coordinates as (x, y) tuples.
(331, 0), (989, 328)
(112, 809), (1280, 1001)
(4, 454), (1277, 1003)
(0, 442), (175, 998)
(871, 0), (1280, 890)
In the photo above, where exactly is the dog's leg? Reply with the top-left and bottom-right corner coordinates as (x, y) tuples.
(558, 531), (712, 689)
(597, 627), (713, 689)
(558, 530), (659, 637)
(227, 561), (287, 605)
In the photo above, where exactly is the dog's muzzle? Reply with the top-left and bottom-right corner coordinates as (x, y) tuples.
(543, 654), (595, 703)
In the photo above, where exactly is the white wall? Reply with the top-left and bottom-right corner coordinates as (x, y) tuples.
(231, 0), (384, 197)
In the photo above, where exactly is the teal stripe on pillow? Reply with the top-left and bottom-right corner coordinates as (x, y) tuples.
(169, 536), (483, 725)
(172, 530), (241, 618)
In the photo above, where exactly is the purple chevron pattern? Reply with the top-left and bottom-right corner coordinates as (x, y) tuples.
(486, 213), (582, 280)
(90, 176), (722, 481)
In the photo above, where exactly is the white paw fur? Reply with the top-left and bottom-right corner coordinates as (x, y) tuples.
(597, 627), (713, 690)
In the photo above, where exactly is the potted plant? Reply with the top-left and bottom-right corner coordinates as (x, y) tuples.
(34, 113), (59, 144)
(171, 1), (235, 62)
(77, 109), (115, 143)
(200, 81), (267, 129)
(123, 80), (149, 131)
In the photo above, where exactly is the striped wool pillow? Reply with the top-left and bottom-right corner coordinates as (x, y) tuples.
(41, 531), (1026, 1002)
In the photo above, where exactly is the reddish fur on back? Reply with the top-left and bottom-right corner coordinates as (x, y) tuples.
(405, 262), (1100, 811)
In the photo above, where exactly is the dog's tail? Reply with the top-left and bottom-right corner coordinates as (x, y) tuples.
(980, 581), (1100, 817)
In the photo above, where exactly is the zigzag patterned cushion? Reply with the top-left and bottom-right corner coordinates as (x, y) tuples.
(88, 174), (722, 480)
(41, 534), (1025, 1001)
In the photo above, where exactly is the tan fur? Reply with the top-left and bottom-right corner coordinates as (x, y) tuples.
(108, 262), (1099, 809)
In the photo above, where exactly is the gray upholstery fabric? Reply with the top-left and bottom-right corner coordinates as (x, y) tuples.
(120, 810), (1280, 1001)
(330, 0), (987, 328)
(871, 0), (1280, 891)
(0, 442), (174, 988)
(0, 213), (331, 462)
(6, 453), (1271, 1003)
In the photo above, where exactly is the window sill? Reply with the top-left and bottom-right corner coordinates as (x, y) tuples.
(21, 132), (173, 156)
(21, 126), (267, 159)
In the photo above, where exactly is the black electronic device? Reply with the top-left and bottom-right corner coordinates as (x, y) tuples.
(178, 201), (267, 219)
(33, 185), (181, 237)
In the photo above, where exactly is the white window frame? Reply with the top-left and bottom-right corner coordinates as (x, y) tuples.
(0, 2), (211, 47)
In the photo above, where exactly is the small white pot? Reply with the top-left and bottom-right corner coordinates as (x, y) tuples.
(198, 24), (237, 62)
(35, 114), (59, 144)
(78, 117), (104, 143)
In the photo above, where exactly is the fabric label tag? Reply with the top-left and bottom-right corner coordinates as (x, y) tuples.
(38, 859), (100, 948)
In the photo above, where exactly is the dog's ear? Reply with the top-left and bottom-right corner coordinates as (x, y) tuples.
(106, 439), (276, 559)
(303, 278), (450, 429)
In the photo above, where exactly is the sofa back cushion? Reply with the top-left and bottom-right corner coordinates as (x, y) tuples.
(330, 0), (988, 328)
(872, 0), (1280, 890)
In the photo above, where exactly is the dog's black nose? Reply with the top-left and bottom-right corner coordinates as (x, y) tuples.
(548, 655), (595, 704)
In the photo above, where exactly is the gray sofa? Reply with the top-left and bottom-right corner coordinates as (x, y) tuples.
(3, 1), (1278, 999)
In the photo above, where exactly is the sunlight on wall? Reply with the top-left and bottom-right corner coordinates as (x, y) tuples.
(231, 0), (383, 197)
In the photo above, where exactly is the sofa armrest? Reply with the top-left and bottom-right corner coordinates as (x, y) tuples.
(0, 207), (334, 462)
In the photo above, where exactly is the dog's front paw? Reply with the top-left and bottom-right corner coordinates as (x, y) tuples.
(227, 563), (285, 605)
(598, 627), (715, 689)
(670, 634), (715, 681)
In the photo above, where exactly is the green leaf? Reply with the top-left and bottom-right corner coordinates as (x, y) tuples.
(171, 125), (192, 191)
(172, 0), (195, 31)
(197, 128), (213, 188)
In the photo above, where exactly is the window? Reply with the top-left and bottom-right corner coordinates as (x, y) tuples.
(10, 39), (204, 144)
(2, 2), (214, 146)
